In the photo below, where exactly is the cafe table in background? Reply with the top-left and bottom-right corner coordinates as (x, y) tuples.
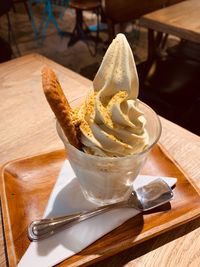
(0, 54), (200, 266)
(140, 0), (200, 62)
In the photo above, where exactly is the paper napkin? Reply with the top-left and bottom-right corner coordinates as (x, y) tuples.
(18, 161), (177, 267)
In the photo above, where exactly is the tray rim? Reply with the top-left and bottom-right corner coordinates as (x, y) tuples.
(1, 143), (200, 267)
(0, 149), (66, 267)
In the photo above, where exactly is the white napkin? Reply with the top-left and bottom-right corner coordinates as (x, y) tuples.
(18, 160), (177, 267)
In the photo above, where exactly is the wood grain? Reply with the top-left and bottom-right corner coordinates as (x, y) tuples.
(1, 145), (200, 267)
(140, 0), (200, 43)
(0, 54), (200, 267)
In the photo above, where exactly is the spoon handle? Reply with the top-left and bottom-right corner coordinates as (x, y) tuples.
(28, 201), (127, 241)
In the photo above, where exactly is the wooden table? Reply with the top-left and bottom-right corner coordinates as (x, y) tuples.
(0, 54), (200, 267)
(140, 0), (200, 61)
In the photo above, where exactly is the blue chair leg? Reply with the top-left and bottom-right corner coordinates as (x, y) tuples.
(28, 0), (62, 42)
(27, 0), (40, 40)
(38, 3), (49, 34)
(41, 16), (50, 40)
(46, 1), (61, 35)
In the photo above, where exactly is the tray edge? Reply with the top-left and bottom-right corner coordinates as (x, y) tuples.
(1, 145), (200, 266)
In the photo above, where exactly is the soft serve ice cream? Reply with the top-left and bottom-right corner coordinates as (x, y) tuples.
(66, 33), (152, 203)
(76, 33), (149, 157)
(42, 34), (160, 204)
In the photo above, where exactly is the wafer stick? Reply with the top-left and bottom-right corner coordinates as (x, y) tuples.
(42, 66), (81, 149)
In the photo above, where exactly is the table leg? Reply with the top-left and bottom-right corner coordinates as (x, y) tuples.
(148, 29), (168, 60)
(140, 29), (165, 80)
(139, 29), (156, 80)
(147, 29), (156, 62)
(68, 7), (100, 56)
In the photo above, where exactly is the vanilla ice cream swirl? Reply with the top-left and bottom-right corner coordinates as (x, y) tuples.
(78, 34), (149, 157)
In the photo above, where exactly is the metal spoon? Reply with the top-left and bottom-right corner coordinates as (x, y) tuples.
(28, 178), (173, 241)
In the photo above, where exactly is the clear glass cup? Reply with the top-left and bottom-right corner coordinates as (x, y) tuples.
(57, 100), (162, 205)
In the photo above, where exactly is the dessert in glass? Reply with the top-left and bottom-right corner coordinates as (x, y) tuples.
(42, 33), (162, 205)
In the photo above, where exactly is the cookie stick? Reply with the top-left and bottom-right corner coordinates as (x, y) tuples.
(42, 66), (81, 149)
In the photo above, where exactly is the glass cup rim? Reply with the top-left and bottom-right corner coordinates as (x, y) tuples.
(57, 100), (162, 161)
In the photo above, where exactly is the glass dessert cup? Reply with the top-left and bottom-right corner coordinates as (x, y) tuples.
(57, 101), (162, 206)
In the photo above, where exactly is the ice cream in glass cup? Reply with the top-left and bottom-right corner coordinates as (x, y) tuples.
(41, 33), (162, 205)
(57, 100), (161, 205)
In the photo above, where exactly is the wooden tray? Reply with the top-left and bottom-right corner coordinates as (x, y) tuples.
(1, 144), (200, 267)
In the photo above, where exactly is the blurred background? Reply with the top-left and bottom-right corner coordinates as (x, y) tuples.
(0, 0), (199, 135)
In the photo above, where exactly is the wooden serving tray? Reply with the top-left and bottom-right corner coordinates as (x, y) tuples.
(1, 144), (200, 267)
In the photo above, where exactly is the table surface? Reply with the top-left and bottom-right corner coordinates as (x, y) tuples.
(140, 0), (200, 43)
(0, 54), (200, 267)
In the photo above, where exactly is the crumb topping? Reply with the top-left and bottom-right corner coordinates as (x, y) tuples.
(98, 90), (128, 127)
